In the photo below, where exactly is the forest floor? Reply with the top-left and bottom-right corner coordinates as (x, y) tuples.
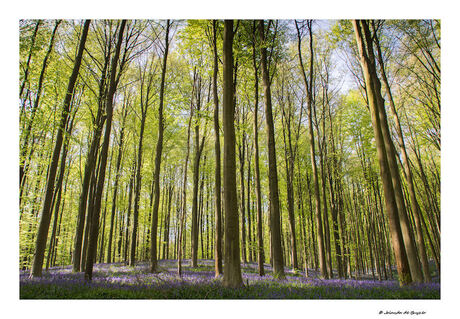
(20, 259), (440, 299)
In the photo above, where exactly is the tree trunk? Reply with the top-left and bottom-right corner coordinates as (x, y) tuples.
(162, 180), (173, 260)
(222, 20), (243, 288)
(258, 19), (285, 279)
(30, 20), (90, 278)
(129, 69), (151, 265)
(84, 20), (126, 281)
(372, 21), (430, 282)
(191, 75), (204, 268)
(124, 162), (135, 262)
(72, 35), (113, 272)
(107, 101), (128, 263)
(46, 114), (74, 270)
(353, 19), (412, 286)
(150, 20), (170, 273)
(238, 121), (247, 264)
(212, 20), (223, 277)
(295, 20), (328, 279)
(252, 21), (265, 277)
(177, 94), (194, 277)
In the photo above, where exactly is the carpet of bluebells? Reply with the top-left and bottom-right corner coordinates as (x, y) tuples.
(20, 259), (440, 299)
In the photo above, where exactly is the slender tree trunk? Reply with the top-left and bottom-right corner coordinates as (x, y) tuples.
(222, 20), (243, 288)
(238, 125), (247, 264)
(246, 148), (253, 263)
(30, 20), (90, 278)
(295, 20), (328, 279)
(353, 19), (411, 285)
(124, 163), (136, 260)
(252, 21), (265, 277)
(73, 38), (113, 272)
(129, 87), (149, 266)
(46, 115), (74, 270)
(107, 102), (128, 263)
(191, 75), (204, 268)
(162, 180), (173, 260)
(150, 20), (171, 273)
(362, 20), (423, 283)
(177, 95), (194, 277)
(318, 135), (333, 278)
(84, 20), (126, 281)
(259, 19), (285, 279)
(212, 20), (223, 277)
(372, 22), (430, 282)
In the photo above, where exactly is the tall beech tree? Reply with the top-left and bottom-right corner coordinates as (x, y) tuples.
(295, 20), (328, 279)
(84, 20), (126, 281)
(106, 97), (129, 263)
(129, 56), (156, 266)
(259, 19), (285, 279)
(211, 20), (223, 277)
(30, 20), (90, 278)
(371, 21), (431, 282)
(352, 19), (412, 286)
(73, 21), (114, 272)
(222, 19), (243, 288)
(150, 20), (171, 273)
(251, 21), (265, 276)
(191, 74), (207, 268)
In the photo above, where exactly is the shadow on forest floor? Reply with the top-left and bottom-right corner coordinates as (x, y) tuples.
(19, 259), (440, 299)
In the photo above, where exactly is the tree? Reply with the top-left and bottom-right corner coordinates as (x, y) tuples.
(371, 20), (431, 282)
(352, 19), (412, 286)
(251, 21), (265, 276)
(150, 20), (171, 273)
(222, 19), (243, 288)
(30, 20), (90, 278)
(295, 20), (328, 279)
(190, 74), (207, 268)
(129, 53), (156, 266)
(258, 19), (285, 279)
(211, 20), (223, 277)
(84, 20), (126, 281)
